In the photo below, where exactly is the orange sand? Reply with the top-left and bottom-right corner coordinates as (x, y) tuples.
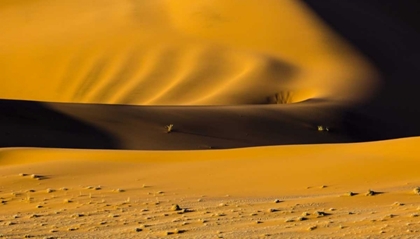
(0, 0), (377, 105)
(1, 138), (420, 238)
(0, 0), (418, 238)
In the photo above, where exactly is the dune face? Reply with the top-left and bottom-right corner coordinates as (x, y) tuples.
(0, 0), (376, 105)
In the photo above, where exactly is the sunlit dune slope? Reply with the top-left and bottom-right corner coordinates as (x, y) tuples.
(1, 137), (419, 197)
(0, 0), (376, 105)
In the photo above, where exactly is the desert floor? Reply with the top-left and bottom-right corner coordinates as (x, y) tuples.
(1, 138), (420, 238)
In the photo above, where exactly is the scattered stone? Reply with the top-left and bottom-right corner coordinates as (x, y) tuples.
(342, 191), (356, 197)
(307, 226), (317, 231)
(365, 189), (377, 196)
(135, 228), (142, 232)
(413, 187), (420, 195)
(173, 229), (185, 234)
(30, 174), (41, 180)
(171, 204), (181, 211)
(274, 199), (281, 203)
(314, 211), (327, 217)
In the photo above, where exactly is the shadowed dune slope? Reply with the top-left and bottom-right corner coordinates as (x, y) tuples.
(0, 0), (376, 105)
(0, 98), (415, 150)
(0, 100), (118, 149)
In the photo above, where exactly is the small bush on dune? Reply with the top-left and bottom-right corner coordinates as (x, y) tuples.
(165, 124), (174, 133)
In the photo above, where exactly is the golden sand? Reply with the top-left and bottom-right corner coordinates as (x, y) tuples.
(0, 138), (419, 238)
(0, 1), (417, 238)
(0, 0), (377, 105)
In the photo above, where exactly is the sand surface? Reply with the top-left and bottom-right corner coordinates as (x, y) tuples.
(0, 0), (376, 105)
(1, 138), (420, 238)
(1, 0), (420, 238)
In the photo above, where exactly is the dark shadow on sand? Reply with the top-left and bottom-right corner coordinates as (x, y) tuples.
(0, 99), (118, 149)
(303, 0), (420, 140)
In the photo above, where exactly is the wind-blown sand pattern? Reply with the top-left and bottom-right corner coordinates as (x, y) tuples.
(0, 0), (376, 105)
(1, 138), (420, 238)
(1, 0), (419, 238)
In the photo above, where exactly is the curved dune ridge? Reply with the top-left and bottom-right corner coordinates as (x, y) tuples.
(0, 0), (377, 105)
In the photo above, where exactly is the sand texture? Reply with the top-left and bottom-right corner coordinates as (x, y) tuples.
(1, 0), (420, 238)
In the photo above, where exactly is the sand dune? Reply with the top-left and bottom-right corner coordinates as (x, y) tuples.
(0, 0), (376, 105)
(0, 98), (402, 150)
(1, 0), (420, 238)
(0, 137), (419, 238)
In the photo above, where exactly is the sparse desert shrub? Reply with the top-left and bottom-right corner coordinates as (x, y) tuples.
(268, 91), (293, 104)
(317, 126), (330, 132)
(166, 124), (174, 133)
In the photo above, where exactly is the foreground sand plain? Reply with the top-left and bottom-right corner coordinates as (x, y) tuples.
(1, 138), (419, 238)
